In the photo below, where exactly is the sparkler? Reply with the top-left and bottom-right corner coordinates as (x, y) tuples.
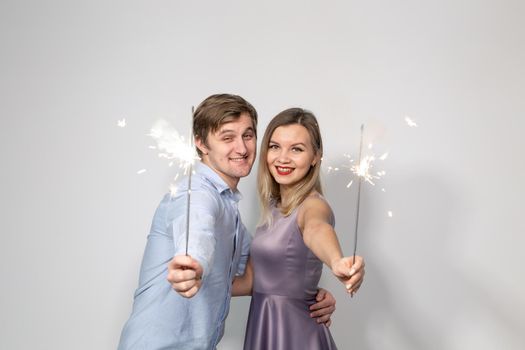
(184, 107), (195, 256)
(148, 107), (199, 256)
(327, 125), (389, 263)
(352, 125), (365, 265)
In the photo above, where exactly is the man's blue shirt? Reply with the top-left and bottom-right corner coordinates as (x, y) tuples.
(118, 163), (251, 350)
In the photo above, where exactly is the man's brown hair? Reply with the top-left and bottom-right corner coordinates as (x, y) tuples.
(193, 94), (258, 157)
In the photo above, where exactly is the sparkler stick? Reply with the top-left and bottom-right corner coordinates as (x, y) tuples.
(352, 124), (365, 265)
(185, 106), (195, 256)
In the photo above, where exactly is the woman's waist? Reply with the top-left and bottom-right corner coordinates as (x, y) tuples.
(252, 289), (318, 303)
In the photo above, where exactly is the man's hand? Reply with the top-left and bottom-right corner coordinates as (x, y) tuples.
(309, 288), (336, 327)
(331, 255), (365, 297)
(166, 255), (203, 298)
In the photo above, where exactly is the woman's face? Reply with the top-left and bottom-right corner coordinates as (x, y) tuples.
(266, 124), (318, 190)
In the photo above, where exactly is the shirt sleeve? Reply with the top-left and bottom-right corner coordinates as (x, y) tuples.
(171, 187), (221, 279)
(235, 223), (252, 276)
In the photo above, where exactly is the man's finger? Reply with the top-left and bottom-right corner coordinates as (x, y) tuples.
(180, 283), (200, 298)
(316, 314), (331, 324)
(310, 305), (335, 318)
(310, 297), (332, 311)
(168, 255), (195, 270)
(167, 268), (198, 284)
(316, 288), (326, 301)
(170, 279), (198, 293)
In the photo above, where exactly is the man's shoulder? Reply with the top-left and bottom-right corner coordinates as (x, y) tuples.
(168, 173), (225, 211)
(192, 172), (225, 199)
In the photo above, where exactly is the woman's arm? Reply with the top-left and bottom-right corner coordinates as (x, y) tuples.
(298, 196), (365, 295)
(299, 196), (344, 268)
(232, 258), (253, 296)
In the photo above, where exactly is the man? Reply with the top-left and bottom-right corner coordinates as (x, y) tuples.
(118, 94), (336, 350)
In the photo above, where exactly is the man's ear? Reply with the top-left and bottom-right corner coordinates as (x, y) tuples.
(195, 137), (208, 156)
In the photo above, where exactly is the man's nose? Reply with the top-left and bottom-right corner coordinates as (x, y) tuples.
(234, 137), (247, 154)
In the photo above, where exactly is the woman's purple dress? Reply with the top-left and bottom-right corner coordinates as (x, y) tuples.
(244, 203), (337, 350)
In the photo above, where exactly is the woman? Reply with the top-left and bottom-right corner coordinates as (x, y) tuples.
(236, 108), (365, 350)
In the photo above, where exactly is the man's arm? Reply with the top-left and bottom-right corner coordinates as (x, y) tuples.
(168, 187), (220, 289)
(168, 255), (254, 298)
(310, 288), (336, 327)
(232, 258), (253, 296)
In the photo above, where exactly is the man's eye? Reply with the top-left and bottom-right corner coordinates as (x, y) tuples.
(243, 134), (254, 140)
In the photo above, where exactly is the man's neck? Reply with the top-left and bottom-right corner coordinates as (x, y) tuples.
(199, 160), (239, 190)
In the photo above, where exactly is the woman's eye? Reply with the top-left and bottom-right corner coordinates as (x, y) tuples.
(269, 144), (279, 150)
(292, 147), (304, 152)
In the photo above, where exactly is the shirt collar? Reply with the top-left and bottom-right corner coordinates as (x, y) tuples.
(195, 162), (243, 202)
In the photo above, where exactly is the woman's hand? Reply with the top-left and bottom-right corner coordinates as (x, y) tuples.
(331, 255), (365, 297)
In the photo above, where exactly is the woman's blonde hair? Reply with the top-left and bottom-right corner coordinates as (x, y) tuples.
(257, 108), (323, 225)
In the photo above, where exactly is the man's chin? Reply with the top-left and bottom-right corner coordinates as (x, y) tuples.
(232, 165), (253, 178)
(237, 168), (253, 178)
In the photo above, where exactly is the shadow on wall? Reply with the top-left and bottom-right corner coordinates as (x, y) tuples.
(324, 160), (524, 349)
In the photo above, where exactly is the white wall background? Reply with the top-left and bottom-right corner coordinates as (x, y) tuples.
(1, 0), (524, 349)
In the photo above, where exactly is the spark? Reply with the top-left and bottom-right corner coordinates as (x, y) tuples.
(147, 112), (197, 257)
(148, 119), (199, 175)
(405, 116), (418, 127)
(117, 118), (126, 127)
(350, 155), (383, 185)
(169, 183), (178, 197)
(387, 211), (393, 218)
(335, 149), (387, 188)
(137, 169), (146, 175)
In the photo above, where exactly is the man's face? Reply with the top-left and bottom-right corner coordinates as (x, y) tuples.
(196, 113), (257, 189)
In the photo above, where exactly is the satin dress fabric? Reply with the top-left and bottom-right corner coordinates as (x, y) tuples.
(244, 200), (337, 350)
